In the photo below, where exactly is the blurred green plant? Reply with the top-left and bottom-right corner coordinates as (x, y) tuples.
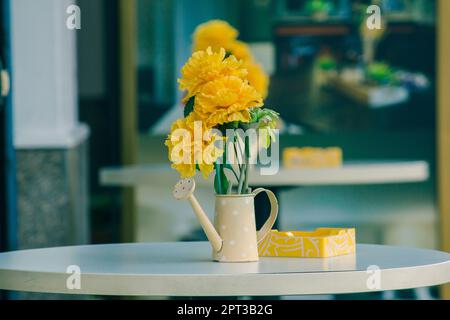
(367, 62), (393, 85)
(305, 0), (333, 15)
(317, 55), (337, 71)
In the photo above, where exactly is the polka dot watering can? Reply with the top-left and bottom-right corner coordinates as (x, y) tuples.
(173, 178), (278, 262)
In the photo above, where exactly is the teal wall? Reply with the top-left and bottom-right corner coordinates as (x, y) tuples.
(173, 0), (240, 100)
(239, 0), (273, 42)
(138, 0), (241, 105)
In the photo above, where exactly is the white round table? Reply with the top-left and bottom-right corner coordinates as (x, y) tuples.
(0, 242), (448, 296)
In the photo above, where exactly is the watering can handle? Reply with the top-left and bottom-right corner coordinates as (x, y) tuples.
(253, 188), (279, 244)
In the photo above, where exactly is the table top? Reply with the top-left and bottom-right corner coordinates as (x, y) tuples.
(100, 161), (429, 188)
(0, 242), (448, 296)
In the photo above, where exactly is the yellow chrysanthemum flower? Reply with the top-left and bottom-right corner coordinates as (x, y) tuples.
(165, 115), (224, 179)
(178, 47), (248, 101)
(190, 20), (271, 99)
(193, 20), (238, 53)
(229, 40), (253, 62)
(194, 76), (263, 127)
(245, 62), (270, 99)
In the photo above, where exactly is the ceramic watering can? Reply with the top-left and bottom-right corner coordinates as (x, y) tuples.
(173, 178), (278, 262)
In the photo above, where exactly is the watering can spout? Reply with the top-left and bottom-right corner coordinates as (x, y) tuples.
(173, 179), (223, 252)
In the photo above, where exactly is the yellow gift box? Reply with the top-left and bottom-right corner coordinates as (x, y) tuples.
(258, 228), (356, 258)
(283, 147), (343, 169)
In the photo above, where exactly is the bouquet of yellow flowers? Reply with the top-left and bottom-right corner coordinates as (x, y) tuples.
(165, 21), (279, 195)
(193, 20), (269, 99)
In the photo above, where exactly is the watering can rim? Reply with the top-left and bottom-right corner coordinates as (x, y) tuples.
(215, 193), (257, 198)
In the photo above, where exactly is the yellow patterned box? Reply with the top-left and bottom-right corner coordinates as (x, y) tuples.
(258, 228), (356, 258)
(283, 147), (343, 169)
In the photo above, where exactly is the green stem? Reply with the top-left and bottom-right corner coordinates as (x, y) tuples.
(214, 163), (222, 194)
(237, 164), (246, 194)
(227, 183), (233, 194)
(237, 138), (245, 169)
(234, 136), (243, 172)
(223, 136), (227, 167)
(243, 165), (249, 194)
(243, 136), (250, 194)
(228, 167), (239, 182)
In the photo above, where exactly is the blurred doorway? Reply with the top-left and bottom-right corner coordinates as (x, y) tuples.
(437, 0), (450, 300)
(0, 0), (6, 251)
(0, 0), (15, 254)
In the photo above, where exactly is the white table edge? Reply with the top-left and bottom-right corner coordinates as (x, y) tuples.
(0, 262), (449, 296)
(0, 243), (449, 297)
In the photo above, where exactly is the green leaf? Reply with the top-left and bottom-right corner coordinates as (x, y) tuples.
(214, 163), (222, 194)
(259, 129), (271, 149)
(223, 163), (232, 170)
(218, 121), (239, 132)
(184, 96), (195, 118)
(248, 108), (280, 149)
(214, 164), (229, 195)
(223, 164), (239, 181)
(249, 107), (280, 125)
(245, 136), (250, 159)
(220, 171), (229, 195)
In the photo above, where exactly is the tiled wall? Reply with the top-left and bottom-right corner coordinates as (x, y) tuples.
(12, 140), (90, 299)
(16, 141), (89, 249)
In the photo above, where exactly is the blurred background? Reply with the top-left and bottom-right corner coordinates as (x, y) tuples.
(1, 0), (449, 300)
